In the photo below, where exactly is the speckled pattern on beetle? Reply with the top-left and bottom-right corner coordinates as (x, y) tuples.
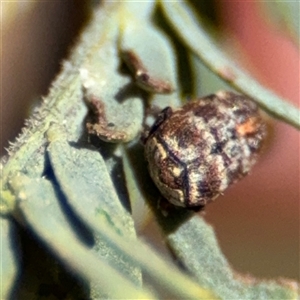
(143, 91), (267, 209)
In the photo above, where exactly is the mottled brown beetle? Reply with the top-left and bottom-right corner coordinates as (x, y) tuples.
(143, 91), (267, 209)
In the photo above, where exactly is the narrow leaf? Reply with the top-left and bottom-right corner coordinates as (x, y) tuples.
(160, 0), (300, 130)
(119, 1), (181, 109)
(9, 174), (154, 299)
(46, 125), (141, 286)
(166, 215), (298, 300)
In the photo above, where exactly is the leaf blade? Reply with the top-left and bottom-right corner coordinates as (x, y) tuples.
(160, 0), (300, 129)
(0, 218), (19, 299)
(9, 174), (154, 299)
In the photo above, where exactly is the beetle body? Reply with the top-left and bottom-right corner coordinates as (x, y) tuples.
(144, 91), (266, 209)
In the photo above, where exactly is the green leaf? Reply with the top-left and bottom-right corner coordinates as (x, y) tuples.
(0, 218), (19, 299)
(119, 1), (181, 109)
(190, 53), (232, 96)
(13, 125), (216, 299)
(1, 72), (84, 182)
(46, 124), (141, 286)
(33, 131), (219, 298)
(9, 174), (154, 299)
(165, 215), (298, 300)
(80, 2), (144, 143)
(160, 0), (300, 130)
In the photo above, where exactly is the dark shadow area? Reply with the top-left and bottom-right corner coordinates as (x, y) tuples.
(114, 81), (148, 105)
(42, 153), (95, 248)
(109, 155), (132, 214)
(153, 5), (194, 99)
(125, 141), (193, 234)
(8, 217), (89, 300)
